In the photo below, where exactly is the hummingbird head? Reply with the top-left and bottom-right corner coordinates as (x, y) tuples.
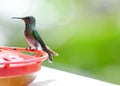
(12, 16), (36, 25)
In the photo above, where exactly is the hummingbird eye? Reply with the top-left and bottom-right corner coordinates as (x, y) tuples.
(27, 17), (30, 20)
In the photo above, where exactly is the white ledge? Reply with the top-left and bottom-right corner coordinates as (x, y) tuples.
(29, 66), (116, 86)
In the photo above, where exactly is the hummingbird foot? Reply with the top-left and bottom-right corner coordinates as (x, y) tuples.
(25, 46), (31, 50)
(25, 46), (36, 51)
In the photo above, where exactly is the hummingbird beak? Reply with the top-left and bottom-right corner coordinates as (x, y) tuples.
(12, 17), (24, 20)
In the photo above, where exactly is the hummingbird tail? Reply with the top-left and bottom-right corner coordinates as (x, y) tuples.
(46, 46), (59, 56)
(38, 39), (53, 62)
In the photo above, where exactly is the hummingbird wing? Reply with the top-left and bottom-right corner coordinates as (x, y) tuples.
(32, 30), (53, 62)
(30, 30), (40, 40)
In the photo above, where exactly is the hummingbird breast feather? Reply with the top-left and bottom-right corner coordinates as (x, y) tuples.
(24, 31), (39, 49)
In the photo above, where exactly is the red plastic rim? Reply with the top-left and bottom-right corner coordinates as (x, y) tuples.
(0, 46), (48, 77)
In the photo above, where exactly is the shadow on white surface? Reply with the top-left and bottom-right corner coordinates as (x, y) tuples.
(29, 79), (55, 86)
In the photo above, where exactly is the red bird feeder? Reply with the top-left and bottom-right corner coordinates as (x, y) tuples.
(0, 46), (48, 86)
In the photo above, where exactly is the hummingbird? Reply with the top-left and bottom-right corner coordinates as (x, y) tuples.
(12, 16), (58, 63)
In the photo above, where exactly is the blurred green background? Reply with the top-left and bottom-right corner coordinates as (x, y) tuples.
(0, 0), (120, 85)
